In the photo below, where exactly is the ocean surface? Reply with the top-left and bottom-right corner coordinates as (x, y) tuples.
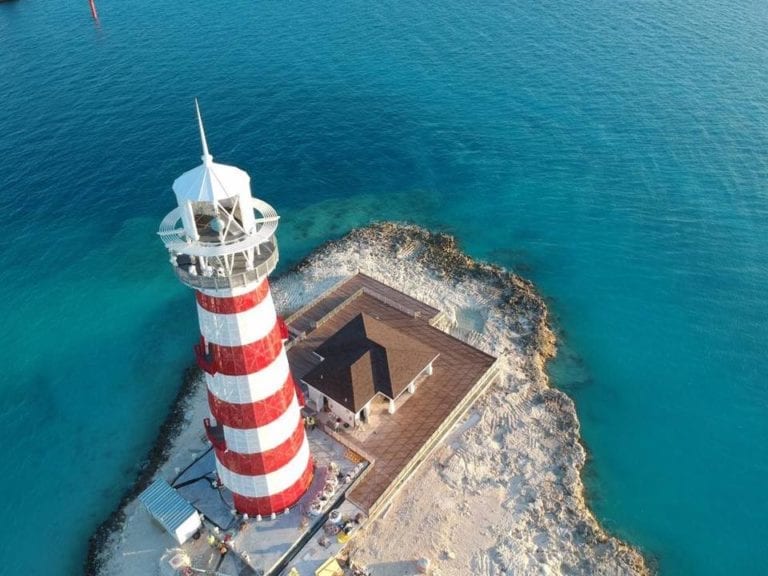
(1, 0), (766, 573)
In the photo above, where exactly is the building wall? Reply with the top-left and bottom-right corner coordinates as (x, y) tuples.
(304, 383), (356, 428)
(174, 513), (202, 545)
(305, 385), (324, 413)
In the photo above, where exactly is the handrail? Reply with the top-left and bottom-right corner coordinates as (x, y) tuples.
(175, 246), (279, 291)
(308, 287), (424, 330)
(310, 289), (365, 330)
(367, 357), (501, 517)
(282, 276), (350, 326)
(157, 197), (280, 256)
(359, 287), (425, 318)
(286, 283), (431, 348)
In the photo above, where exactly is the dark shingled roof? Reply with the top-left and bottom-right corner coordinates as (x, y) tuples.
(303, 313), (438, 413)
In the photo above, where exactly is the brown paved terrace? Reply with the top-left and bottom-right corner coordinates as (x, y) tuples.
(285, 273), (441, 334)
(285, 273), (497, 513)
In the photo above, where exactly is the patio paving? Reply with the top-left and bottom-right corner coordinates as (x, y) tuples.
(285, 273), (499, 515)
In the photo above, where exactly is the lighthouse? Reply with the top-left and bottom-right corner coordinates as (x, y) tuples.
(158, 102), (313, 515)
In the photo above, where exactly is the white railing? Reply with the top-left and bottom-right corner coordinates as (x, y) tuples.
(309, 289), (365, 330)
(359, 287), (427, 318)
(174, 246), (279, 290)
(157, 198), (280, 257)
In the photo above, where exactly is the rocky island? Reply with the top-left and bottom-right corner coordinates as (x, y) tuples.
(88, 222), (648, 576)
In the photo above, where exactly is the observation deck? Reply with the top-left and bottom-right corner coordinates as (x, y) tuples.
(172, 241), (279, 290)
(158, 196), (280, 291)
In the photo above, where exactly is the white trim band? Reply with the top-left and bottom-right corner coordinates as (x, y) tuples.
(197, 292), (277, 347)
(222, 396), (301, 454)
(206, 352), (291, 405)
(216, 436), (310, 498)
(198, 278), (268, 298)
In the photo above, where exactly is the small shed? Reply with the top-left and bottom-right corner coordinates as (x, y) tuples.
(139, 478), (201, 544)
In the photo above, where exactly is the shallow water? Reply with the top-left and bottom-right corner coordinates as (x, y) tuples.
(0, 0), (766, 573)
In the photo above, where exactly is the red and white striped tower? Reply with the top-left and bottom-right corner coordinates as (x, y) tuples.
(158, 102), (313, 515)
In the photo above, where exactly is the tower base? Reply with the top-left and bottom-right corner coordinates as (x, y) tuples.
(232, 459), (314, 516)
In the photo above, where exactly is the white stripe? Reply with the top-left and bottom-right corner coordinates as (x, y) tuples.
(198, 278), (268, 298)
(197, 292), (277, 347)
(216, 436), (310, 498)
(206, 352), (290, 404)
(222, 396), (300, 454)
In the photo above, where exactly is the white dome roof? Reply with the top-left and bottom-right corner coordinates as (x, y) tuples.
(172, 160), (251, 204)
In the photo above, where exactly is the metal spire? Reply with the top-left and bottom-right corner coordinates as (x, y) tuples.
(195, 98), (213, 165)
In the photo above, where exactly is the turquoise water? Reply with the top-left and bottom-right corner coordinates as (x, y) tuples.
(1, 0), (767, 573)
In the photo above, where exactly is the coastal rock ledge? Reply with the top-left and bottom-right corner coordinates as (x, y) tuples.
(90, 222), (649, 576)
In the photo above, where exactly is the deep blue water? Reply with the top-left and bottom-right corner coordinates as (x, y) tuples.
(1, 0), (767, 573)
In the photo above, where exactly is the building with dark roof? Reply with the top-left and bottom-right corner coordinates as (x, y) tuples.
(285, 273), (500, 514)
(302, 312), (439, 425)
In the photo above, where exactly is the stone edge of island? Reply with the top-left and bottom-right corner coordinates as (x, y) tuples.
(85, 221), (651, 576)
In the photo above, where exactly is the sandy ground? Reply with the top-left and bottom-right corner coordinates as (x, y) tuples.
(94, 222), (648, 576)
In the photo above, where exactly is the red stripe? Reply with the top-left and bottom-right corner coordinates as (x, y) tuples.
(232, 459), (314, 516)
(208, 373), (297, 429)
(196, 280), (270, 314)
(215, 418), (306, 475)
(209, 322), (284, 375)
